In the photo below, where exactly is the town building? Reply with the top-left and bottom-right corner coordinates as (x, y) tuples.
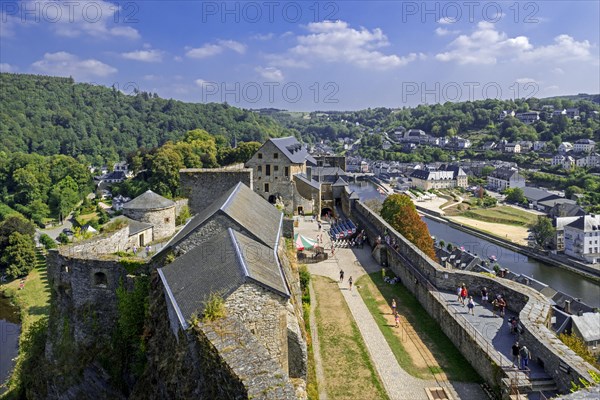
(533, 141), (547, 152)
(575, 153), (600, 168)
(498, 110), (515, 120)
(503, 142), (521, 153)
(122, 190), (176, 242)
(516, 111), (540, 124)
(564, 214), (600, 264)
(486, 167), (526, 191)
(410, 165), (468, 190)
(570, 313), (600, 355)
(558, 142), (574, 155)
(574, 139), (596, 153)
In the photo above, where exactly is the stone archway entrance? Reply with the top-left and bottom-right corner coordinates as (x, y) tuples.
(268, 195), (277, 204)
(321, 207), (333, 218)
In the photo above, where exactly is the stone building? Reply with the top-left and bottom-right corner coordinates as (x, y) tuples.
(123, 190), (176, 241)
(157, 182), (307, 379)
(245, 136), (320, 215)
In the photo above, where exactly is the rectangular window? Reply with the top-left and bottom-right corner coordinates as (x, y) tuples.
(285, 166), (289, 177)
(257, 165), (262, 173)
(258, 153), (263, 159)
(274, 153), (279, 159)
(274, 165), (279, 172)
(266, 164), (271, 176)
(264, 183), (269, 193)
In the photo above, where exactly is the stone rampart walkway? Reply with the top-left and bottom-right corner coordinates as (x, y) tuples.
(297, 218), (485, 400)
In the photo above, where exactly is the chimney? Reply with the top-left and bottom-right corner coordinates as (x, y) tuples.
(307, 167), (312, 181)
(564, 300), (571, 314)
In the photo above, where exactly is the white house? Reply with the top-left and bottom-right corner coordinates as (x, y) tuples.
(498, 110), (515, 120)
(558, 142), (574, 155)
(487, 167), (526, 191)
(574, 139), (595, 153)
(564, 214), (600, 264)
(552, 154), (566, 166)
(575, 153), (600, 168)
(533, 141), (547, 152)
(566, 108), (580, 119)
(504, 143), (521, 153)
(516, 111), (540, 124)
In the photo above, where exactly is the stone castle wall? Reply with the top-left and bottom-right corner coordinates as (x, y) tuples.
(351, 200), (600, 394)
(62, 226), (130, 256)
(179, 168), (253, 215)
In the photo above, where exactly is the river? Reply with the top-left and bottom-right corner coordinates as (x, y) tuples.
(349, 182), (600, 308)
(0, 296), (20, 394)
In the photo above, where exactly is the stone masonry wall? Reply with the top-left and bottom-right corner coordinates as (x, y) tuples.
(225, 283), (289, 373)
(352, 200), (600, 394)
(133, 273), (298, 400)
(124, 206), (176, 242)
(62, 226), (130, 257)
(179, 167), (253, 215)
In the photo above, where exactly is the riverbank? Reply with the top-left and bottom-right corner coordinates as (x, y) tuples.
(0, 248), (50, 395)
(418, 207), (600, 283)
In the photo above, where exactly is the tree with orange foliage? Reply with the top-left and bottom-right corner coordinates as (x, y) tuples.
(381, 194), (437, 261)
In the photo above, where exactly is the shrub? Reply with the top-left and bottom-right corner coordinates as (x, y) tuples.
(39, 233), (57, 249)
(202, 292), (226, 322)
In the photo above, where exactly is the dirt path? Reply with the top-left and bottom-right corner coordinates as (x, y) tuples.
(448, 216), (528, 245)
(308, 279), (327, 400)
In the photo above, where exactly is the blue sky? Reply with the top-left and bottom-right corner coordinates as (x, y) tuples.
(1, 0), (599, 110)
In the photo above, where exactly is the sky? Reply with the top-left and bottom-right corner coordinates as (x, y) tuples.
(1, 0), (599, 111)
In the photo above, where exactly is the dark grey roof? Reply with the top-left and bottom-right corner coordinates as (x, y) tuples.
(270, 137), (314, 164)
(103, 171), (126, 181)
(410, 169), (430, 180)
(294, 174), (321, 190)
(112, 216), (154, 236)
(566, 215), (600, 231)
(538, 198), (577, 209)
(522, 187), (557, 202)
(349, 191), (360, 200)
(489, 167), (520, 181)
(549, 203), (586, 218)
(332, 177), (349, 187)
(312, 166), (347, 180)
(166, 182), (283, 250)
(571, 313), (600, 342)
(123, 190), (175, 210)
(575, 139), (595, 144)
(159, 228), (288, 328)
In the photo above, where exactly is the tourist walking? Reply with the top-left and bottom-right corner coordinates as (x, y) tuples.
(481, 287), (488, 303)
(348, 276), (353, 291)
(339, 269), (344, 283)
(318, 222), (321, 231)
(456, 286), (462, 303)
(519, 345), (530, 370)
(395, 312), (400, 328)
(497, 296), (507, 317)
(467, 296), (475, 315)
(460, 285), (468, 306)
(511, 341), (521, 368)
(391, 298), (397, 315)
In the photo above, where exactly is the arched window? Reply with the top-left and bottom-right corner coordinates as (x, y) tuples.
(93, 272), (108, 287)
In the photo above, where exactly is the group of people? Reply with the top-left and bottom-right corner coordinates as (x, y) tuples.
(455, 285), (508, 317)
(511, 341), (531, 370)
(391, 298), (400, 327)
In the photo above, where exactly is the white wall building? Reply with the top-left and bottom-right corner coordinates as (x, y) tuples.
(564, 215), (600, 264)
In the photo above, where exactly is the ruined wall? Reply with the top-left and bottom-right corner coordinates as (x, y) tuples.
(352, 200), (600, 394)
(62, 226), (130, 256)
(180, 167), (253, 215)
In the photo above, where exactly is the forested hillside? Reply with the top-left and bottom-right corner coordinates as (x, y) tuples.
(0, 73), (290, 164)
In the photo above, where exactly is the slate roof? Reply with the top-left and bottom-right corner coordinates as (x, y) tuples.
(270, 137), (316, 165)
(293, 174), (321, 190)
(549, 203), (586, 218)
(489, 167), (521, 181)
(103, 171), (126, 181)
(571, 313), (600, 342)
(332, 177), (349, 187)
(522, 187), (557, 202)
(123, 190), (175, 211)
(165, 182), (283, 250)
(159, 228), (289, 329)
(112, 216), (154, 235)
(566, 215), (600, 232)
(538, 198), (577, 209)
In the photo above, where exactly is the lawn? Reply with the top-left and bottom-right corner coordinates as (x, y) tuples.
(460, 206), (538, 227)
(356, 272), (482, 383)
(1, 249), (51, 331)
(313, 275), (389, 400)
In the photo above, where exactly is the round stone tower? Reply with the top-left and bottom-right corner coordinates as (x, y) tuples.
(122, 190), (176, 242)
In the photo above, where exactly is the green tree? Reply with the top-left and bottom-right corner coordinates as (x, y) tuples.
(530, 216), (554, 248)
(39, 233), (57, 249)
(1, 232), (37, 278)
(504, 187), (525, 204)
(49, 176), (80, 222)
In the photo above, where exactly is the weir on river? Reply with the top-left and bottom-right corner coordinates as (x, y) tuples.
(348, 182), (600, 308)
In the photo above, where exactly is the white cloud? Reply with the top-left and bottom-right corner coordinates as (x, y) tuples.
(21, 0), (140, 39)
(268, 20), (416, 70)
(122, 49), (164, 62)
(552, 67), (564, 75)
(252, 33), (274, 41)
(435, 27), (460, 36)
(437, 17), (456, 25)
(255, 67), (284, 81)
(195, 79), (213, 88)
(32, 52), (117, 80)
(0, 63), (18, 73)
(436, 22), (593, 65)
(186, 40), (246, 59)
